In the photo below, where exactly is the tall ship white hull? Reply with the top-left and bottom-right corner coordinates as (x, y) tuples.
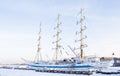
(28, 61), (94, 70)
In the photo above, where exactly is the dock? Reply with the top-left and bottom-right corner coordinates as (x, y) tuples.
(96, 70), (120, 74)
(35, 69), (93, 75)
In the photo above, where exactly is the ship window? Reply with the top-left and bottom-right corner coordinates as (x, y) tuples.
(116, 60), (120, 63)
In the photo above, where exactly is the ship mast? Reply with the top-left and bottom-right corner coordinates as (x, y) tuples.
(76, 8), (87, 59)
(36, 23), (42, 62)
(53, 14), (61, 63)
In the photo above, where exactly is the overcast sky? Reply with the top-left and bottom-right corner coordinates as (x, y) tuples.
(0, 0), (120, 64)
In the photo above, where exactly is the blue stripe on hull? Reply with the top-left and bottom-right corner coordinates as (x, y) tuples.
(29, 65), (93, 69)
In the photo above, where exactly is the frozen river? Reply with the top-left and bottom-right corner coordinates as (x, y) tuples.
(0, 69), (119, 76)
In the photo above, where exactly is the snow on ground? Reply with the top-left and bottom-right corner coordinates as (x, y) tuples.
(0, 69), (120, 76)
(0, 69), (87, 76)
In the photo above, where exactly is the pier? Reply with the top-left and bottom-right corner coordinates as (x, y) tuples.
(96, 70), (120, 74)
(35, 69), (93, 75)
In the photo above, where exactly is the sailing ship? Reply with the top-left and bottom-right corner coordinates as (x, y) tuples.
(28, 9), (96, 70)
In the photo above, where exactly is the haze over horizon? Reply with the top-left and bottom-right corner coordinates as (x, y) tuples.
(0, 0), (120, 64)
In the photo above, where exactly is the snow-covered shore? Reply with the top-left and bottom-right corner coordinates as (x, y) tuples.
(0, 69), (86, 76)
(0, 68), (119, 76)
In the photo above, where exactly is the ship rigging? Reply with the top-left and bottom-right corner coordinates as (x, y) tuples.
(75, 8), (87, 60)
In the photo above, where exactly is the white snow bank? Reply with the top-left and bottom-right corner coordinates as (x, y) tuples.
(0, 68), (120, 76)
(0, 69), (87, 76)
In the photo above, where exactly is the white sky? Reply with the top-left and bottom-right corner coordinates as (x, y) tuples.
(0, 0), (120, 64)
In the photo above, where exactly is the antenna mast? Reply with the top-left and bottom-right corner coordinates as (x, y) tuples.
(36, 23), (42, 62)
(76, 8), (87, 59)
